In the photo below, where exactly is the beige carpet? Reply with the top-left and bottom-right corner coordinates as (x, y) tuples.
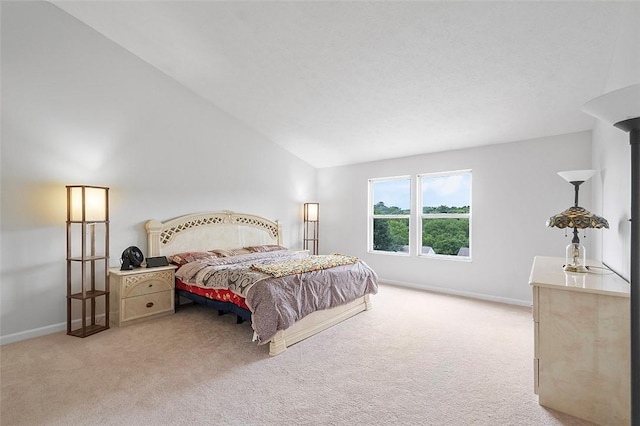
(1, 284), (594, 426)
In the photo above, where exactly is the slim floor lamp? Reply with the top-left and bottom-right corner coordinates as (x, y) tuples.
(583, 83), (640, 424)
(303, 203), (319, 255)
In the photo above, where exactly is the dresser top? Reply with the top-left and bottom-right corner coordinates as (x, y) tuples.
(529, 256), (629, 297)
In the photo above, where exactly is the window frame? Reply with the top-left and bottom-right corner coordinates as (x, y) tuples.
(417, 170), (472, 260)
(368, 175), (411, 256)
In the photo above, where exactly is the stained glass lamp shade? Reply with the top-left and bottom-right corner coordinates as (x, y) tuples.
(547, 206), (609, 230)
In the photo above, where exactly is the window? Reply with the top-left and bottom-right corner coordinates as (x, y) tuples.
(369, 177), (410, 254)
(367, 171), (472, 259)
(418, 171), (471, 258)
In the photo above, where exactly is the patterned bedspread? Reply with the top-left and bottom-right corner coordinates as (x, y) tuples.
(251, 254), (359, 277)
(175, 250), (378, 344)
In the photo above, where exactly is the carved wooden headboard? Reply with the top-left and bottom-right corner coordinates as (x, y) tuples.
(145, 210), (281, 257)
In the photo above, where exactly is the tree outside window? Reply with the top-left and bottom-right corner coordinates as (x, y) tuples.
(419, 171), (471, 258)
(369, 177), (410, 254)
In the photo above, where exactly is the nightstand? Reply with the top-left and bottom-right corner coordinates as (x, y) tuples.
(109, 265), (177, 327)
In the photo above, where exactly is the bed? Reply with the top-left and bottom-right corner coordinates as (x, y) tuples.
(145, 210), (378, 355)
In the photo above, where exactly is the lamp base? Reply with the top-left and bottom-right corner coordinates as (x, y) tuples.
(565, 242), (587, 273)
(563, 264), (588, 273)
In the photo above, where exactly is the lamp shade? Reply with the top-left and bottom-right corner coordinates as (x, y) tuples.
(304, 203), (319, 221)
(67, 185), (109, 222)
(582, 83), (640, 125)
(547, 206), (609, 229)
(557, 170), (597, 183)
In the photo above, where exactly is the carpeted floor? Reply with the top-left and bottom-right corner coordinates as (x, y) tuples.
(1, 284), (595, 425)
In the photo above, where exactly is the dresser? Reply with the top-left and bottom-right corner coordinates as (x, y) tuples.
(530, 256), (630, 425)
(109, 265), (177, 327)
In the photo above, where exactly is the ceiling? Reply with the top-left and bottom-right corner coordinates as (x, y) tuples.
(50, 1), (636, 168)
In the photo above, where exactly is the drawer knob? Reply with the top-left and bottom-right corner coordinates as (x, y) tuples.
(146, 302), (154, 308)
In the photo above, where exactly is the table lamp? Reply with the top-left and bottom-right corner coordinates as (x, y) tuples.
(546, 170), (609, 272)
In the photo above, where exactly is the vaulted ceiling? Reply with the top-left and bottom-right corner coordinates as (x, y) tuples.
(51, 1), (638, 168)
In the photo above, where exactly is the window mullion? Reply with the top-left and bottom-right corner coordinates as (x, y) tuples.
(421, 214), (469, 219)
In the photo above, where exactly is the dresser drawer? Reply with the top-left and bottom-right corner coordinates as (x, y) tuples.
(122, 290), (173, 323)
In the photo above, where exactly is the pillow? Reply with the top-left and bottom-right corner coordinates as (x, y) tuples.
(244, 245), (287, 253)
(167, 251), (219, 265)
(230, 248), (251, 256)
(209, 248), (252, 257)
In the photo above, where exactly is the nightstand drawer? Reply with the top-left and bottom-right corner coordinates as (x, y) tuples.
(122, 270), (174, 298)
(122, 290), (172, 322)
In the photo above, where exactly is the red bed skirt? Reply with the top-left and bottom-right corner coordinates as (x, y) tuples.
(175, 277), (250, 310)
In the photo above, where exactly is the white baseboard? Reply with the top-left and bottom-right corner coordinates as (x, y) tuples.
(1, 322), (66, 345)
(1, 315), (107, 345)
(378, 278), (532, 307)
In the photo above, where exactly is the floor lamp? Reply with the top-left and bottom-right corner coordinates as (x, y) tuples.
(583, 83), (640, 423)
(303, 203), (319, 255)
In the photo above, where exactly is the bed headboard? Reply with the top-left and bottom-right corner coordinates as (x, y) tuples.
(145, 210), (282, 257)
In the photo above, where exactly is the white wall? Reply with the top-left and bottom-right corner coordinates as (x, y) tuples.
(0, 2), (316, 342)
(318, 132), (594, 305)
(591, 3), (640, 280)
